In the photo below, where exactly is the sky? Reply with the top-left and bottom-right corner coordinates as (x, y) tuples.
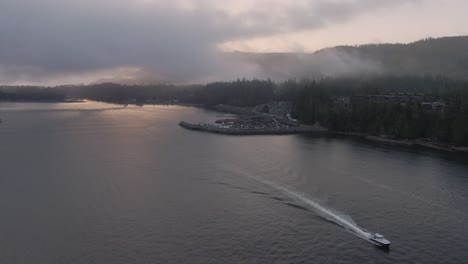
(0, 0), (467, 85)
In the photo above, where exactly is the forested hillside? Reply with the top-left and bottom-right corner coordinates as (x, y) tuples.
(236, 36), (468, 79)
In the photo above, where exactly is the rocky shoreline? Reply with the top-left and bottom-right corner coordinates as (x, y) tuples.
(179, 121), (327, 135)
(364, 135), (468, 153)
(329, 131), (468, 153)
(180, 121), (468, 153)
(180, 104), (468, 153)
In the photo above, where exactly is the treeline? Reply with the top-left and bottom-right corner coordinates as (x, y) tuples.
(64, 83), (200, 103)
(1, 79), (275, 106)
(2, 76), (468, 145)
(193, 79), (274, 106)
(61, 79), (275, 106)
(0, 86), (66, 101)
(238, 36), (468, 80)
(288, 76), (468, 146)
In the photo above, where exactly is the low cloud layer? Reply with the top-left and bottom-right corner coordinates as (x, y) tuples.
(0, 0), (420, 85)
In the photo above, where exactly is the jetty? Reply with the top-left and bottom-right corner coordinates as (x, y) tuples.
(179, 121), (326, 135)
(180, 103), (327, 136)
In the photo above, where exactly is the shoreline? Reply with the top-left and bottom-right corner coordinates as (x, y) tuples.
(363, 135), (468, 153)
(180, 104), (468, 153)
(179, 121), (468, 153)
(329, 132), (468, 153)
(3, 101), (466, 153)
(179, 121), (327, 135)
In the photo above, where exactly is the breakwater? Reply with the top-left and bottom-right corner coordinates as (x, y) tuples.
(179, 121), (326, 135)
(180, 121), (468, 153)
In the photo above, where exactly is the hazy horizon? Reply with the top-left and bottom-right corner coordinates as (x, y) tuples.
(1, 0), (467, 85)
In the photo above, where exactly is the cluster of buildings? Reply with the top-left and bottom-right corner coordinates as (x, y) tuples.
(335, 93), (447, 111)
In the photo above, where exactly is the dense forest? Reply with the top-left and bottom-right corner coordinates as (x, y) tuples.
(237, 36), (468, 80)
(0, 80), (275, 106)
(286, 77), (468, 146)
(0, 86), (66, 101)
(2, 76), (468, 146)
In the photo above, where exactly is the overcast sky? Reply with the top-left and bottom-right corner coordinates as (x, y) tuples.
(0, 0), (467, 85)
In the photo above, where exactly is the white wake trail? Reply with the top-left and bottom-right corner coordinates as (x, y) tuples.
(232, 168), (372, 240)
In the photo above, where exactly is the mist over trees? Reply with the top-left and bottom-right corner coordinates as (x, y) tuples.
(240, 36), (468, 81)
(6, 35), (468, 145)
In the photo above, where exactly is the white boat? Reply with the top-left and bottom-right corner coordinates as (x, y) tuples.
(369, 233), (391, 248)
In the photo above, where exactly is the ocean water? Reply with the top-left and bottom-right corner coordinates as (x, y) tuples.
(0, 102), (467, 264)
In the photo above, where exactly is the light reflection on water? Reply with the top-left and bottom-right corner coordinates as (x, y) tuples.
(0, 102), (467, 264)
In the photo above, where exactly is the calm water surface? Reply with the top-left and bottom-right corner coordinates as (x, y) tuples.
(0, 102), (467, 264)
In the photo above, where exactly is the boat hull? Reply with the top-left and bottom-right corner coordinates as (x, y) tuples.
(370, 239), (391, 248)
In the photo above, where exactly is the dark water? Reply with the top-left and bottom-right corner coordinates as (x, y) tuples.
(0, 102), (467, 264)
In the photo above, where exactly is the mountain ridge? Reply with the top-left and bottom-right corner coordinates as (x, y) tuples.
(231, 36), (468, 80)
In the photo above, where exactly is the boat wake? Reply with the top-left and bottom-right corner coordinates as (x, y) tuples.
(255, 177), (371, 240)
(227, 166), (373, 241)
